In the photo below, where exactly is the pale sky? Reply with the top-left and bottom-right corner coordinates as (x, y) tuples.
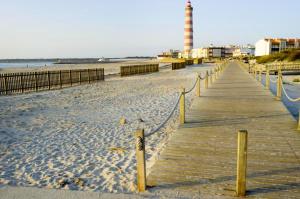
(0, 0), (299, 58)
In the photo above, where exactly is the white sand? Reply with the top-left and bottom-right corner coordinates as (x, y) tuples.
(0, 64), (214, 193)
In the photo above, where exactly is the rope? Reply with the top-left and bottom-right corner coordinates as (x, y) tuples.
(199, 74), (206, 80)
(184, 77), (198, 94)
(145, 66), (222, 137)
(145, 93), (181, 137)
(280, 80), (300, 102)
(270, 77), (277, 83)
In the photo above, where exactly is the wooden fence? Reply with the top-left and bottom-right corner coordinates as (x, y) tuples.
(193, 58), (203, 65)
(185, 59), (194, 65)
(172, 62), (186, 70)
(120, 64), (159, 77)
(0, 68), (105, 95)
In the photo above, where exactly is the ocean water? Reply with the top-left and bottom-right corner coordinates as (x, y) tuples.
(0, 62), (54, 68)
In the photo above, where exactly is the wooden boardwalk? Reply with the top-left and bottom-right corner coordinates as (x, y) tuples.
(147, 62), (300, 198)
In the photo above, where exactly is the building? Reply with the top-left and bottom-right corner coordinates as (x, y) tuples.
(233, 45), (255, 57)
(255, 38), (300, 56)
(157, 49), (180, 60)
(191, 47), (225, 59)
(184, 0), (193, 58)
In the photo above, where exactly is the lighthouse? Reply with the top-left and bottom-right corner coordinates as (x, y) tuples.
(184, 0), (193, 58)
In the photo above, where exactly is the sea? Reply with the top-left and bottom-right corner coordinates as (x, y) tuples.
(0, 62), (54, 68)
(0, 58), (146, 69)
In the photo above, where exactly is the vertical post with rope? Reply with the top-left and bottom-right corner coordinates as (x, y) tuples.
(180, 88), (185, 124)
(196, 74), (200, 97)
(265, 69), (270, 89)
(205, 71), (209, 89)
(236, 130), (248, 197)
(276, 69), (282, 101)
(135, 129), (146, 192)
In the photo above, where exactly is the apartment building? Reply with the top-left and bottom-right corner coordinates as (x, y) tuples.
(255, 38), (300, 56)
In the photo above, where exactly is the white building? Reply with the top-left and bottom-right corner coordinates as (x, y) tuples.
(233, 47), (255, 57)
(255, 38), (300, 56)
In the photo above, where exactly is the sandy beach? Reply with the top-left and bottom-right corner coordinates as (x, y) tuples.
(0, 63), (214, 193)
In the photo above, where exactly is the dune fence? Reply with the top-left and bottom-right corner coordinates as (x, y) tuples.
(0, 68), (105, 95)
(193, 58), (203, 65)
(120, 64), (159, 77)
(185, 59), (194, 65)
(172, 62), (186, 70)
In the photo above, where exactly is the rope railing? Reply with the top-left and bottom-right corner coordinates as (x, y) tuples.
(269, 77), (277, 84)
(247, 62), (300, 133)
(280, 80), (300, 102)
(184, 77), (199, 94)
(199, 74), (207, 80)
(145, 93), (181, 137)
(146, 74), (200, 137)
(134, 62), (227, 192)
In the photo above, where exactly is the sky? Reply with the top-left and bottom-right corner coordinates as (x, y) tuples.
(0, 0), (300, 59)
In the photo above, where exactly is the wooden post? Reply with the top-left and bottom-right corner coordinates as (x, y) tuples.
(135, 129), (146, 192)
(69, 70), (72, 86)
(196, 74), (200, 97)
(236, 130), (248, 197)
(4, 75), (8, 95)
(265, 69), (270, 89)
(34, 72), (38, 91)
(180, 88), (185, 124)
(210, 70), (213, 84)
(88, 69), (91, 84)
(47, 71), (51, 90)
(79, 70), (82, 85)
(20, 73), (24, 93)
(276, 70), (282, 101)
(59, 70), (62, 89)
(205, 71), (209, 89)
(254, 69), (257, 80)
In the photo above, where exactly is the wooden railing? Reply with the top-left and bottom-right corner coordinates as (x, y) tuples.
(250, 62), (300, 73)
(0, 68), (104, 95)
(120, 64), (159, 77)
(248, 62), (300, 131)
(266, 62), (300, 71)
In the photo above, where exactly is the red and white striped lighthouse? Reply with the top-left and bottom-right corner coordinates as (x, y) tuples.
(184, 0), (193, 58)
